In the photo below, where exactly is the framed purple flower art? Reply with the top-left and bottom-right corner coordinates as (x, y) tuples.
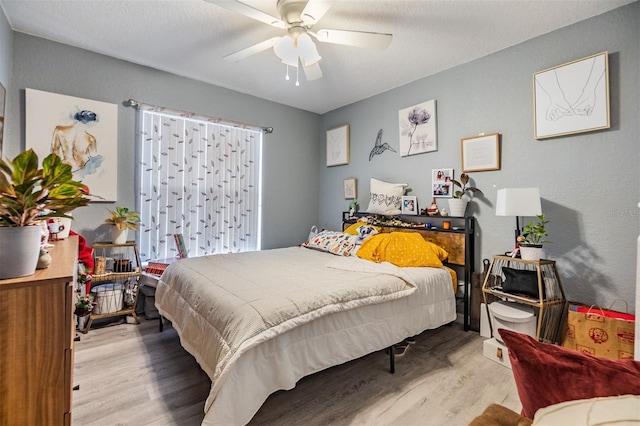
(398, 99), (437, 157)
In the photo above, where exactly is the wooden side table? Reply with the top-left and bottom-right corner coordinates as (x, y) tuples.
(482, 255), (566, 343)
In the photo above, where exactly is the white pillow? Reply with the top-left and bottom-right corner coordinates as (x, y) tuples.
(366, 178), (407, 215)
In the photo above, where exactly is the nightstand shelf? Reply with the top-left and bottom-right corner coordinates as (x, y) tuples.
(83, 241), (142, 332)
(482, 255), (566, 343)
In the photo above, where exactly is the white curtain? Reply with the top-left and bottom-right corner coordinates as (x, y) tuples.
(137, 106), (262, 261)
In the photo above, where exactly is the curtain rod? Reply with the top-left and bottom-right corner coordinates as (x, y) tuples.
(125, 98), (273, 134)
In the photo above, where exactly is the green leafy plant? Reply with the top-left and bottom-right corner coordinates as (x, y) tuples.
(104, 206), (140, 231)
(0, 149), (90, 226)
(74, 293), (96, 316)
(518, 214), (550, 246)
(451, 173), (482, 199)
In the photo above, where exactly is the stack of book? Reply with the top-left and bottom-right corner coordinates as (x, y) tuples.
(144, 260), (173, 276)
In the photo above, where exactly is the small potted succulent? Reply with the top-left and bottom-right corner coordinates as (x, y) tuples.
(104, 206), (140, 244)
(448, 173), (482, 217)
(517, 214), (550, 261)
(0, 149), (90, 278)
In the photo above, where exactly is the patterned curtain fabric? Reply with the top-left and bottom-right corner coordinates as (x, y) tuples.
(137, 107), (262, 261)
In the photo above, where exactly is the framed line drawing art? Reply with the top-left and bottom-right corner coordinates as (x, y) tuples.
(401, 196), (418, 215)
(533, 51), (609, 139)
(25, 88), (118, 201)
(326, 124), (349, 166)
(399, 99), (437, 157)
(343, 178), (357, 199)
(461, 133), (500, 172)
(431, 168), (453, 198)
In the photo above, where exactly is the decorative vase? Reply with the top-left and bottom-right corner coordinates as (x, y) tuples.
(111, 227), (128, 244)
(0, 225), (42, 279)
(519, 245), (542, 261)
(448, 198), (468, 217)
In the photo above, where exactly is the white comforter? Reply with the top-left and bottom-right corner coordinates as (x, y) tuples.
(156, 246), (455, 425)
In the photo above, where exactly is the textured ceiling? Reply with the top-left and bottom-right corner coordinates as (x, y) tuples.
(1, 0), (635, 114)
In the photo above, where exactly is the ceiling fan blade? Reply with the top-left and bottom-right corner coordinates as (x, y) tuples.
(224, 36), (281, 62)
(209, 0), (286, 28)
(303, 62), (323, 81)
(313, 29), (392, 50)
(300, 0), (333, 25)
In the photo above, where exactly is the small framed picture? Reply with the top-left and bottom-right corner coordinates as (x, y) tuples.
(401, 196), (418, 215)
(461, 133), (500, 172)
(431, 168), (453, 198)
(326, 124), (350, 167)
(343, 178), (357, 199)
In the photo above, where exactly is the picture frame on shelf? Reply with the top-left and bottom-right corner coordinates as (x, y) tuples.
(533, 51), (609, 139)
(401, 196), (418, 215)
(326, 124), (350, 167)
(431, 168), (453, 198)
(343, 178), (357, 199)
(461, 133), (500, 172)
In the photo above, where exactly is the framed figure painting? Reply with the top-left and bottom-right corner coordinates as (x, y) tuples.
(533, 52), (609, 139)
(25, 88), (118, 201)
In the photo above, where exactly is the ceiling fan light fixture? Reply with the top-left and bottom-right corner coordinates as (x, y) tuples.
(297, 33), (321, 66)
(274, 35), (298, 66)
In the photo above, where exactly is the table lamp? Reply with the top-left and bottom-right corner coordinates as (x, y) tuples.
(495, 188), (542, 247)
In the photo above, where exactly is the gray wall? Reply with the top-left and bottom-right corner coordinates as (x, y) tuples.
(2, 4), (639, 310)
(3, 32), (321, 249)
(320, 2), (640, 310)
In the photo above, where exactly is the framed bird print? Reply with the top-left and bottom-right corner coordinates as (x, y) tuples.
(326, 124), (349, 167)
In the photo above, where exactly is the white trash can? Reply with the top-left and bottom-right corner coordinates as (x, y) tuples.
(489, 300), (537, 343)
(91, 283), (124, 314)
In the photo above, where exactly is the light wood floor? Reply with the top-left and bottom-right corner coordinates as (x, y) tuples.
(72, 318), (521, 425)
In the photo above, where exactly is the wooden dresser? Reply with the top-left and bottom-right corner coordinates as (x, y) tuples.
(0, 236), (78, 426)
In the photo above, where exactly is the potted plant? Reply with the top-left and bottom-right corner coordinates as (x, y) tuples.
(517, 214), (550, 261)
(448, 173), (482, 217)
(0, 149), (90, 279)
(104, 206), (140, 244)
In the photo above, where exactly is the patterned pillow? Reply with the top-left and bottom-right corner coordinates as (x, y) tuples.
(366, 178), (407, 215)
(301, 230), (358, 256)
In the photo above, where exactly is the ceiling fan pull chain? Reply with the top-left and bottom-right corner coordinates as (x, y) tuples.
(295, 65), (300, 87)
(285, 64), (290, 81)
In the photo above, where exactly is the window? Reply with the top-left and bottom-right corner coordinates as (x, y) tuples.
(137, 107), (262, 261)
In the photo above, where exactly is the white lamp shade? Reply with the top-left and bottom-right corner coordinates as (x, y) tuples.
(495, 188), (542, 216)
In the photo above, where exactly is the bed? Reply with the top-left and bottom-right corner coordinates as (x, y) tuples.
(155, 225), (469, 425)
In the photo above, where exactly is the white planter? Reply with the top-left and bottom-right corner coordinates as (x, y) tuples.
(448, 199), (469, 217)
(0, 226), (42, 279)
(110, 227), (128, 244)
(520, 245), (542, 261)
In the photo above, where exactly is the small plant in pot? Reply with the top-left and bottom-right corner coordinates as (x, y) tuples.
(104, 206), (140, 244)
(517, 214), (550, 261)
(448, 173), (482, 217)
(0, 149), (90, 278)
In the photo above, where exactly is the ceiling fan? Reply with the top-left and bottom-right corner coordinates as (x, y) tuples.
(212, 0), (392, 83)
